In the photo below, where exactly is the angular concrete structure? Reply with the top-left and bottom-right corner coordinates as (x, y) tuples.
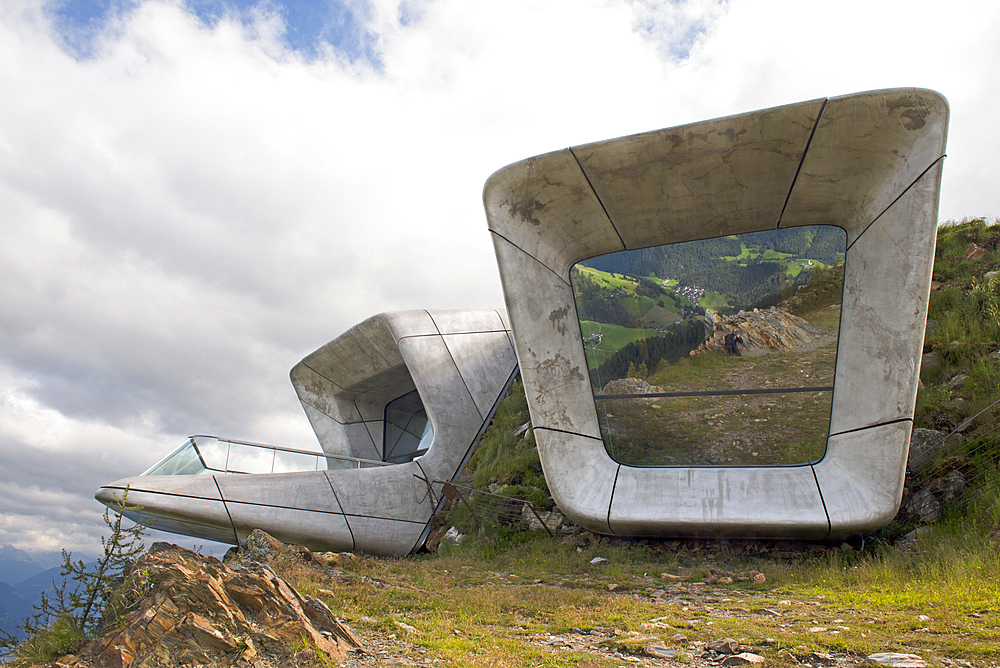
(96, 309), (518, 555)
(485, 89), (948, 540)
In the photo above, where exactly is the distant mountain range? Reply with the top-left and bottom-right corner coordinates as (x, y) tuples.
(0, 544), (93, 638)
(0, 544), (45, 586)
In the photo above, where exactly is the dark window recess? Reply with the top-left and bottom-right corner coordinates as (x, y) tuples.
(383, 390), (433, 463)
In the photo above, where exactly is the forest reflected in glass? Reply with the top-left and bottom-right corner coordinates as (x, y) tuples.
(571, 226), (847, 467)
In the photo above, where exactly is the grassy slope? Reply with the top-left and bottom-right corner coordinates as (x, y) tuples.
(283, 524), (1000, 668)
(915, 219), (1000, 430)
(579, 320), (663, 370)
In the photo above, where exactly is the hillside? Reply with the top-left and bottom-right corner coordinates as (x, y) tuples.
(572, 226), (847, 389)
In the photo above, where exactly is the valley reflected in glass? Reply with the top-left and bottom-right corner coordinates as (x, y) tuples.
(571, 226), (847, 467)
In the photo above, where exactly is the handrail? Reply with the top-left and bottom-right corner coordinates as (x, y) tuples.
(190, 434), (390, 467)
(143, 435), (391, 477)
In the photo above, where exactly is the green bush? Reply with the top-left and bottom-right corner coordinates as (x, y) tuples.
(0, 488), (150, 666)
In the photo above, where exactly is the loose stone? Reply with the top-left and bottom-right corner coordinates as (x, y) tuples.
(868, 653), (927, 668)
(722, 652), (766, 665)
(707, 638), (740, 654)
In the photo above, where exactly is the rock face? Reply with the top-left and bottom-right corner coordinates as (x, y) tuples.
(899, 458), (969, 525)
(906, 428), (950, 474)
(601, 377), (666, 396)
(55, 534), (361, 668)
(693, 307), (824, 356)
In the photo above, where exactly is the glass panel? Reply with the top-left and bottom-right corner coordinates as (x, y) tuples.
(272, 449), (322, 473)
(383, 390), (432, 463)
(193, 436), (229, 472)
(143, 439), (207, 476)
(225, 442), (277, 474)
(572, 225), (846, 466)
(326, 456), (360, 470)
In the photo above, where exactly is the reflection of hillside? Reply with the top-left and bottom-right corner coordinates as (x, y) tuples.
(575, 229), (847, 467)
(581, 226), (846, 312)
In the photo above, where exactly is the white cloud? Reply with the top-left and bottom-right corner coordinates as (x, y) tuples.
(1, 0), (998, 555)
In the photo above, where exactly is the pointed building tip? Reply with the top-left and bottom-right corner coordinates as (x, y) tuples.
(95, 485), (120, 507)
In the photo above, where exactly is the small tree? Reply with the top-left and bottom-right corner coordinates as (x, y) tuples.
(0, 488), (149, 665)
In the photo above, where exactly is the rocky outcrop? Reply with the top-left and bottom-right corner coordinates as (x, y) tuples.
(601, 377), (666, 396)
(899, 457), (970, 525)
(693, 307), (824, 356)
(48, 533), (361, 668)
(906, 428), (950, 474)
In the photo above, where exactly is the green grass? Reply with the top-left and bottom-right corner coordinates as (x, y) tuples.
(272, 520), (1000, 668)
(573, 265), (639, 292)
(465, 381), (547, 499)
(698, 290), (730, 310)
(914, 219), (1000, 431)
(579, 320), (663, 371)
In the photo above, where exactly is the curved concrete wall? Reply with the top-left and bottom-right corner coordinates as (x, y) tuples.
(97, 309), (518, 555)
(485, 89), (948, 540)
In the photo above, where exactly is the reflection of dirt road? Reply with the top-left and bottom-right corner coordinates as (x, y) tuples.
(599, 309), (840, 467)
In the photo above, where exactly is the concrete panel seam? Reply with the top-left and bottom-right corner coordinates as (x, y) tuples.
(490, 231), (573, 287)
(105, 487), (223, 503)
(361, 420), (382, 456)
(456, 364), (521, 475)
(340, 514), (428, 525)
(298, 398), (350, 425)
(777, 98), (829, 226)
(846, 156), (946, 252)
(212, 476), (240, 545)
(396, 329), (509, 339)
(438, 335), (488, 422)
(534, 425), (603, 440)
(422, 309), (443, 337)
(410, 459), (437, 554)
(828, 416), (913, 439)
(299, 363), (352, 393)
(323, 472), (356, 552)
(214, 500), (350, 516)
(568, 146), (627, 250)
(810, 464), (833, 540)
(607, 463), (622, 536)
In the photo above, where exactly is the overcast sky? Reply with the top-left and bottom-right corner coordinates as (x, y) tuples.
(1, 0), (998, 558)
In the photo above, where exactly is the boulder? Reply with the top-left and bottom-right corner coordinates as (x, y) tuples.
(906, 428), (949, 474)
(601, 377), (665, 396)
(48, 536), (361, 668)
(965, 243), (988, 260)
(692, 307), (824, 356)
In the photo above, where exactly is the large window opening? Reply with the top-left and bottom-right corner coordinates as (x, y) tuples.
(383, 390), (433, 463)
(571, 225), (846, 467)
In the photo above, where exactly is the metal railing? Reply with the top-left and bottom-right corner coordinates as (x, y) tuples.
(142, 435), (390, 477)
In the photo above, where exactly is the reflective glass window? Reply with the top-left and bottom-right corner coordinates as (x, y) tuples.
(383, 390), (433, 463)
(272, 449), (322, 473)
(143, 439), (207, 476)
(194, 437), (229, 471)
(225, 442), (277, 474)
(572, 225), (846, 466)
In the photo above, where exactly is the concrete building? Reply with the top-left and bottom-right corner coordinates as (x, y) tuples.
(96, 309), (518, 555)
(485, 89), (948, 540)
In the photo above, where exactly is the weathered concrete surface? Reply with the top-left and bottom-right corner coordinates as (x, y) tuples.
(485, 89), (948, 540)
